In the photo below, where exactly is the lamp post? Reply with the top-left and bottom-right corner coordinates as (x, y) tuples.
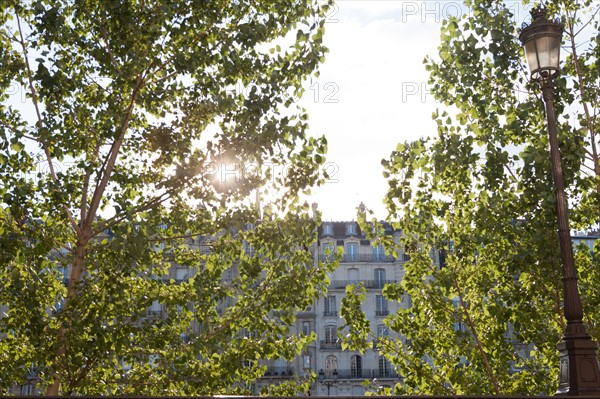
(519, 6), (600, 396)
(318, 368), (338, 396)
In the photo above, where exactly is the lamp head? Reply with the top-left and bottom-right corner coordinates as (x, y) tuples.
(518, 6), (563, 82)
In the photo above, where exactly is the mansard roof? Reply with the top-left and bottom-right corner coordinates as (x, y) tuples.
(317, 221), (397, 239)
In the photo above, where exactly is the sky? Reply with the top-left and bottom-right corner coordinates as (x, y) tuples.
(4, 1), (539, 222)
(300, 1), (532, 221)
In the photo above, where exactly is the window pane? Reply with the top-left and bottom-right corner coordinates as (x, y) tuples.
(375, 268), (386, 288)
(303, 321), (311, 335)
(348, 268), (359, 284)
(379, 356), (392, 377)
(373, 246), (382, 261)
(376, 295), (388, 315)
(325, 325), (337, 344)
(326, 355), (337, 370)
(346, 243), (358, 261)
(351, 355), (362, 378)
(324, 296), (337, 316)
(377, 324), (389, 336)
(346, 223), (356, 235)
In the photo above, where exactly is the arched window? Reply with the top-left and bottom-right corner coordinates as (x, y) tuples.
(351, 355), (362, 378)
(326, 355), (338, 372)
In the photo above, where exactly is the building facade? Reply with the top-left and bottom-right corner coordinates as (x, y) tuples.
(255, 220), (440, 395)
(21, 217), (600, 395)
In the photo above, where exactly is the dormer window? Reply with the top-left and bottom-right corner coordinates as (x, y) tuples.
(323, 223), (333, 235)
(346, 223), (356, 235)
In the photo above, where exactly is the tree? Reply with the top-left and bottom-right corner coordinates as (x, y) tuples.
(344, 0), (600, 395)
(0, 0), (336, 395)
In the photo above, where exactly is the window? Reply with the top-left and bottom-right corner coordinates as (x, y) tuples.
(176, 268), (188, 282)
(322, 242), (335, 261)
(376, 295), (388, 316)
(374, 268), (386, 288)
(244, 242), (255, 257)
(148, 300), (162, 316)
(373, 244), (385, 261)
(239, 328), (255, 339)
(351, 355), (362, 378)
(379, 355), (393, 377)
(302, 321), (312, 335)
(346, 223), (356, 235)
(377, 324), (389, 337)
(57, 266), (69, 286)
(324, 296), (337, 317)
(53, 298), (65, 314)
(454, 321), (465, 332)
(324, 324), (337, 345)
(199, 244), (211, 255)
(348, 268), (359, 285)
(21, 383), (35, 396)
(303, 354), (311, 370)
(223, 268), (233, 281)
(326, 355), (337, 371)
(375, 324), (390, 350)
(323, 223), (333, 235)
(345, 243), (358, 262)
(148, 354), (160, 368)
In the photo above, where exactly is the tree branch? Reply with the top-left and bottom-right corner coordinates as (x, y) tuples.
(15, 10), (81, 235)
(86, 73), (146, 227)
(565, 8), (600, 199)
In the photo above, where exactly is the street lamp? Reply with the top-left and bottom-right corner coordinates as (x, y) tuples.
(318, 368), (338, 396)
(519, 6), (600, 396)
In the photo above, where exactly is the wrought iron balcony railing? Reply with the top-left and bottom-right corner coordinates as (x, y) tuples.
(263, 367), (294, 377)
(319, 340), (343, 350)
(329, 279), (395, 289)
(334, 368), (399, 379)
(319, 254), (396, 263)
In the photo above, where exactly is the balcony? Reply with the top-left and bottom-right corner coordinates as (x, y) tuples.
(323, 310), (338, 317)
(375, 309), (389, 317)
(335, 368), (399, 379)
(27, 394), (588, 398)
(319, 254), (396, 263)
(329, 279), (395, 289)
(146, 309), (163, 318)
(263, 367), (294, 377)
(319, 340), (343, 350)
